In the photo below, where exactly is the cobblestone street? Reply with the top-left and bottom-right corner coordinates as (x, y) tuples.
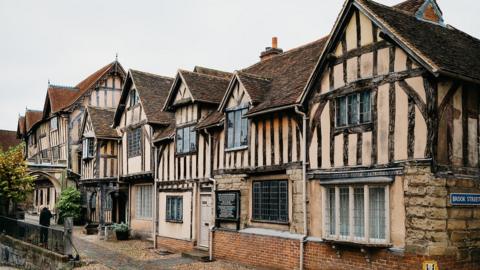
(72, 229), (255, 270)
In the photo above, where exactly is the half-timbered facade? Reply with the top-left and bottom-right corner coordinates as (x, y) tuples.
(155, 67), (231, 250)
(79, 106), (124, 226)
(113, 69), (174, 238)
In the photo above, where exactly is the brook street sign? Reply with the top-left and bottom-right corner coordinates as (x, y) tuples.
(450, 193), (480, 206)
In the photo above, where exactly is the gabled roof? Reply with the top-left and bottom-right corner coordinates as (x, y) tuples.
(196, 111), (224, 130)
(357, 0), (480, 82)
(226, 36), (328, 116)
(25, 110), (43, 133)
(17, 116), (26, 138)
(113, 69), (174, 127)
(44, 85), (80, 117)
(84, 106), (119, 139)
(394, 0), (426, 14)
(164, 68), (232, 111)
(301, 0), (480, 104)
(0, 130), (21, 151)
(152, 123), (175, 143)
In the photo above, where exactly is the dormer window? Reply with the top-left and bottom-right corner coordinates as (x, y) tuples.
(335, 91), (371, 128)
(129, 89), (139, 107)
(50, 117), (58, 131)
(226, 107), (248, 150)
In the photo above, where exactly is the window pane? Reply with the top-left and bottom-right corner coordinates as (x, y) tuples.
(227, 112), (234, 148)
(347, 94), (359, 125)
(190, 126), (196, 151)
(369, 187), (386, 241)
(234, 110), (242, 147)
(176, 129), (183, 153)
(240, 109), (248, 146)
(327, 188), (336, 236)
(183, 127), (190, 153)
(354, 188), (365, 238)
(360, 91), (371, 123)
(339, 187), (349, 238)
(336, 97), (347, 127)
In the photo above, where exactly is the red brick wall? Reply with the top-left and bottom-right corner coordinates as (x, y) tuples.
(156, 235), (194, 253)
(213, 230), (480, 270)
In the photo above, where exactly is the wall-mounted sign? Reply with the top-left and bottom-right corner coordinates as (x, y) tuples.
(215, 190), (240, 221)
(450, 193), (480, 206)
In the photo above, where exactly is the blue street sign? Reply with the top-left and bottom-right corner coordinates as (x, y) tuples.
(450, 193), (480, 206)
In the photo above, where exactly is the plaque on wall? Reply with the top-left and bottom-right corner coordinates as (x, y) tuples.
(215, 190), (240, 221)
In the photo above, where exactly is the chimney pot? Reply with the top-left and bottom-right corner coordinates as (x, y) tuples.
(272, 37), (278, 49)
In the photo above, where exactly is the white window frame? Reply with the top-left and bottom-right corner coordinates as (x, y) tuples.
(322, 184), (390, 245)
(135, 185), (153, 220)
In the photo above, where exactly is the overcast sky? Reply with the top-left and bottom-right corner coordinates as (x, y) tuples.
(0, 0), (477, 131)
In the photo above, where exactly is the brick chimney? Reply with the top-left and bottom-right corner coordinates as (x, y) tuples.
(260, 37), (283, 61)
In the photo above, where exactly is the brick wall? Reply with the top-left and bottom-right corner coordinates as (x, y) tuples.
(156, 235), (194, 253)
(213, 230), (480, 270)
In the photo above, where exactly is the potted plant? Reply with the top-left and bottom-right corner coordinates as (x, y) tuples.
(111, 222), (129, 240)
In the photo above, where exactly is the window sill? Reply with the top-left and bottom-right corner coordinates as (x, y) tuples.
(225, 146), (248, 153)
(166, 220), (183, 224)
(250, 219), (289, 225)
(322, 238), (391, 249)
(334, 122), (373, 135)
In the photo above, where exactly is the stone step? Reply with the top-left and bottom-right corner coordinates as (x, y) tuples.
(181, 249), (210, 262)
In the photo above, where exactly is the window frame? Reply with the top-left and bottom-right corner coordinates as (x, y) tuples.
(225, 106), (249, 151)
(323, 184), (390, 245)
(165, 196), (183, 223)
(251, 180), (289, 224)
(135, 184), (153, 220)
(129, 89), (140, 108)
(175, 124), (197, 155)
(127, 128), (142, 157)
(82, 138), (95, 160)
(335, 90), (372, 129)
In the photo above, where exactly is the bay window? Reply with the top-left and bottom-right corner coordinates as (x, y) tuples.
(226, 107), (248, 149)
(325, 185), (389, 244)
(336, 91), (371, 127)
(176, 125), (196, 154)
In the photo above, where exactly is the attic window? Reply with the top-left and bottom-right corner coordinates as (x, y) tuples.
(50, 117), (58, 131)
(82, 138), (94, 159)
(129, 89), (139, 107)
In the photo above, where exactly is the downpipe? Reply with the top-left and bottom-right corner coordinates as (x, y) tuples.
(153, 147), (158, 249)
(295, 106), (308, 270)
(208, 177), (216, 262)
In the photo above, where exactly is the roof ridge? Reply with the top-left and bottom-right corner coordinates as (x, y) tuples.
(180, 69), (231, 81)
(131, 69), (174, 80)
(26, 109), (42, 112)
(49, 84), (79, 91)
(242, 35), (329, 71)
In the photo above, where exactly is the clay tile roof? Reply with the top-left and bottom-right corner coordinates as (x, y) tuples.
(179, 70), (232, 104)
(196, 111), (224, 130)
(76, 62), (116, 92)
(236, 72), (272, 105)
(393, 0), (425, 15)
(0, 130), (21, 151)
(17, 116), (26, 138)
(130, 69), (175, 125)
(87, 106), (119, 139)
(193, 66), (232, 79)
(153, 123), (175, 143)
(242, 36), (328, 114)
(25, 110), (43, 132)
(47, 85), (80, 114)
(359, 0), (480, 82)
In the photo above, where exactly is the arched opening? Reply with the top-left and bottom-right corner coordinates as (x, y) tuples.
(29, 172), (61, 215)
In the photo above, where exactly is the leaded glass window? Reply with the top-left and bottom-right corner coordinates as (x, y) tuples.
(127, 128), (141, 157)
(226, 107), (248, 149)
(336, 91), (371, 127)
(252, 180), (288, 222)
(176, 126), (196, 154)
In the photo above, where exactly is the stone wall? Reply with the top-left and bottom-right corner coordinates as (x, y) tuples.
(0, 234), (71, 270)
(403, 164), (480, 262)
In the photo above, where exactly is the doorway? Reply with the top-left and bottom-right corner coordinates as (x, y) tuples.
(198, 194), (212, 248)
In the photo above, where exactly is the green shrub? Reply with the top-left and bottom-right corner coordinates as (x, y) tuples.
(56, 187), (81, 219)
(111, 222), (129, 233)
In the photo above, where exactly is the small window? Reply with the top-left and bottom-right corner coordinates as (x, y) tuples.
(127, 128), (142, 157)
(129, 89), (139, 107)
(166, 196), (183, 222)
(82, 138), (94, 159)
(325, 185), (388, 243)
(52, 146), (60, 160)
(41, 149), (49, 159)
(176, 126), (196, 154)
(252, 180), (288, 223)
(226, 107), (248, 149)
(336, 91), (371, 127)
(50, 117), (58, 130)
(136, 185), (152, 219)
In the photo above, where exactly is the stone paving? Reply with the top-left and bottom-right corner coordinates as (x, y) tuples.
(72, 228), (256, 270)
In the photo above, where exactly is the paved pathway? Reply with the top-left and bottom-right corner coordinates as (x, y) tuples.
(73, 236), (194, 270)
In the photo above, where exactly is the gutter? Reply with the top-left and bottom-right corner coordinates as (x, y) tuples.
(294, 105), (308, 270)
